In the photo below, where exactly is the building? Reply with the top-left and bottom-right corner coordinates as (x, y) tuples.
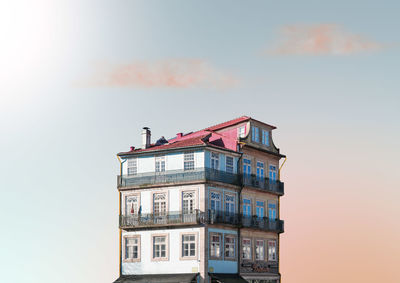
(113, 116), (286, 283)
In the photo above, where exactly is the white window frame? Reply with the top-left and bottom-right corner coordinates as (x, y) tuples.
(255, 239), (265, 261)
(210, 233), (222, 259)
(123, 235), (141, 262)
(211, 152), (219, 170)
(226, 156), (234, 173)
(225, 193), (235, 215)
(180, 232), (198, 260)
(125, 194), (140, 215)
(268, 240), (277, 261)
(184, 152), (195, 171)
(210, 190), (221, 212)
(127, 158), (137, 175)
(238, 126), (246, 138)
(224, 234), (236, 260)
(155, 156), (166, 172)
(153, 192), (167, 215)
(151, 234), (169, 261)
(182, 190), (196, 214)
(242, 238), (252, 260)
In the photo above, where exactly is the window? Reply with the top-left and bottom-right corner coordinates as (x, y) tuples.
(256, 201), (264, 218)
(242, 238), (252, 260)
(210, 191), (221, 212)
(268, 203), (276, 220)
(255, 240), (265, 260)
(153, 193), (167, 215)
(226, 156), (234, 173)
(125, 195), (139, 215)
(155, 156), (165, 172)
(262, 130), (270, 146)
(211, 152), (219, 169)
(210, 234), (222, 258)
(182, 191), (195, 214)
(238, 126), (246, 138)
(243, 199), (252, 217)
(269, 165), (277, 181)
(256, 162), (264, 179)
(225, 194), (235, 215)
(268, 240), (277, 261)
(124, 236), (140, 261)
(225, 235), (236, 259)
(152, 235), (167, 260)
(243, 158), (251, 176)
(252, 126), (259, 142)
(127, 158), (137, 175)
(182, 234), (196, 258)
(184, 152), (195, 171)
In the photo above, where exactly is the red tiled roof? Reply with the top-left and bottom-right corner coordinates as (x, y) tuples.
(205, 116), (250, 131)
(118, 134), (211, 155)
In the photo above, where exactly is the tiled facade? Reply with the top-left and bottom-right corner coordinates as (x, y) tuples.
(114, 116), (286, 283)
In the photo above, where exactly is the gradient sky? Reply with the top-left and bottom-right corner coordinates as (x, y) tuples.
(1, 1), (399, 282)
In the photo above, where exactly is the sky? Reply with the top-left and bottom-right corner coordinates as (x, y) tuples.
(1, 1), (399, 282)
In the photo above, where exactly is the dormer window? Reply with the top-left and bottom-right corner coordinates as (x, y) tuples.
(238, 126), (246, 138)
(252, 126), (259, 142)
(262, 130), (270, 146)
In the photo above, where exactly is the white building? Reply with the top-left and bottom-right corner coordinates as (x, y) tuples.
(114, 117), (286, 283)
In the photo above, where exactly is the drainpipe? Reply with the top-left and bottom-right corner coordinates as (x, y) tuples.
(116, 155), (126, 277)
(277, 156), (286, 282)
(236, 143), (245, 276)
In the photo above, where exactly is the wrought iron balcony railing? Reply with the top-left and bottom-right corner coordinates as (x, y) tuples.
(242, 174), (284, 195)
(208, 210), (284, 233)
(241, 215), (284, 233)
(119, 210), (205, 229)
(120, 210), (283, 233)
(118, 168), (240, 188)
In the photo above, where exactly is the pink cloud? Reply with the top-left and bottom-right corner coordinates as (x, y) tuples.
(269, 24), (383, 55)
(87, 59), (238, 89)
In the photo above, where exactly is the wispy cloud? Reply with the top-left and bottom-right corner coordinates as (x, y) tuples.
(269, 24), (383, 55)
(85, 59), (238, 89)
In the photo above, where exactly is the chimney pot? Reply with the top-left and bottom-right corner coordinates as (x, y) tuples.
(141, 127), (151, 149)
(177, 133), (183, 138)
(130, 146), (135, 151)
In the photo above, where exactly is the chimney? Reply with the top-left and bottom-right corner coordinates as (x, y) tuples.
(176, 133), (183, 138)
(141, 127), (151, 149)
(130, 146), (135, 151)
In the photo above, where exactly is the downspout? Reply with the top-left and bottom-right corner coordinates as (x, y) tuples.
(116, 155), (126, 277)
(236, 142), (245, 276)
(277, 156), (286, 282)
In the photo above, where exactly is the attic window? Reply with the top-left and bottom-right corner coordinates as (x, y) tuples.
(238, 126), (246, 138)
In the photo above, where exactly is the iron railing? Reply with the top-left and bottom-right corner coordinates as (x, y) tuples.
(118, 168), (240, 187)
(241, 215), (284, 233)
(242, 174), (284, 195)
(120, 210), (283, 233)
(119, 210), (205, 228)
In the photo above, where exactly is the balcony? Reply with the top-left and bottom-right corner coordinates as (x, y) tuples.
(120, 210), (283, 233)
(242, 174), (284, 195)
(208, 210), (284, 233)
(120, 210), (205, 229)
(118, 168), (240, 188)
(241, 216), (284, 233)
